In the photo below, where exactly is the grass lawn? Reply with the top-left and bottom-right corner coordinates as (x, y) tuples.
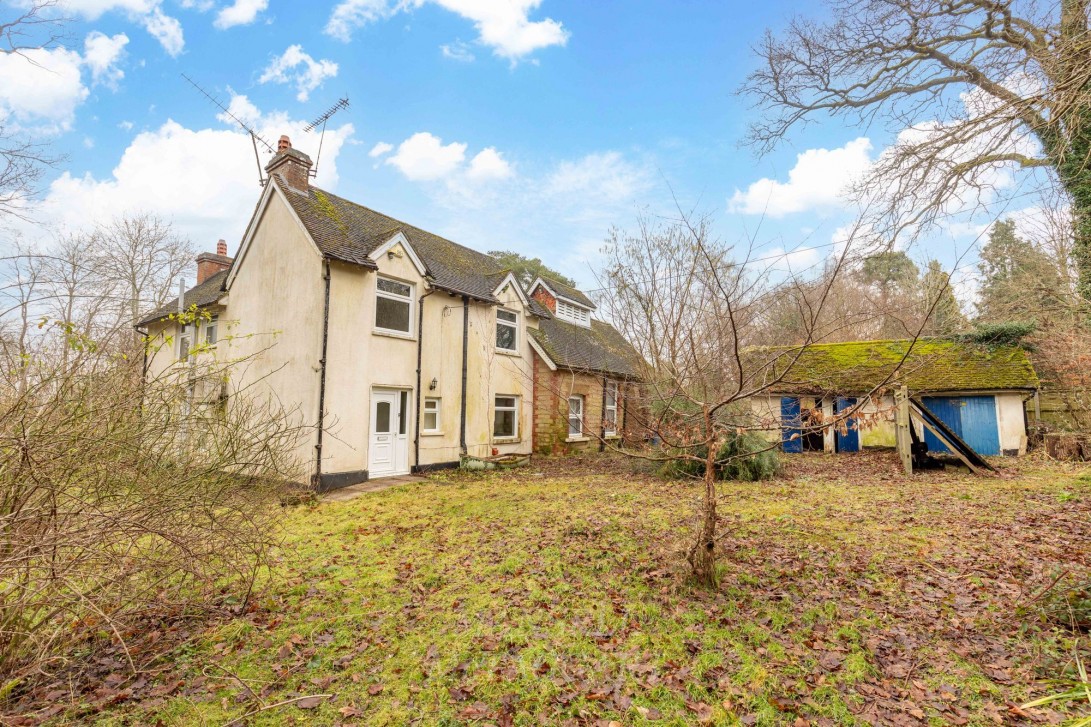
(11, 452), (1091, 726)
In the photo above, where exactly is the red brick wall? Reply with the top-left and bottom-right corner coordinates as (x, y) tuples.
(531, 286), (556, 314)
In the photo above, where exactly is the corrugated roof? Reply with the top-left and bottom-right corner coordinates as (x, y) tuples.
(137, 269), (229, 326)
(536, 275), (596, 309)
(274, 174), (508, 302)
(750, 339), (1039, 395)
(529, 317), (641, 378)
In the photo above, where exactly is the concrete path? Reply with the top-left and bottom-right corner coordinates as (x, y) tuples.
(321, 474), (427, 502)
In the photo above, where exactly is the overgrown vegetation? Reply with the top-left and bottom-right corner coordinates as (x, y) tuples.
(0, 318), (305, 696)
(10, 453), (1089, 725)
(660, 431), (780, 482)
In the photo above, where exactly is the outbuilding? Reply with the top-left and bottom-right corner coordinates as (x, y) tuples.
(749, 339), (1040, 457)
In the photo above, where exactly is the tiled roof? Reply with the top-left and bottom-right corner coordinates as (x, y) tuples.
(274, 175), (508, 302)
(137, 269), (229, 326)
(536, 275), (596, 309)
(750, 339), (1039, 395)
(529, 317), (642, 378)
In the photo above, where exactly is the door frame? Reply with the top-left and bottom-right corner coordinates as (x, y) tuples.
(369, 386), (412, 478)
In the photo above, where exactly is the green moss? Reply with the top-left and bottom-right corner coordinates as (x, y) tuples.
(754, 339), (1038, 393)
(310, 189), (347, 231)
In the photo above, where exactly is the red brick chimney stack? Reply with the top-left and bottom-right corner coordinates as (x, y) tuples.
(196, 239), (233, 284)
(265, 134), (312, 191)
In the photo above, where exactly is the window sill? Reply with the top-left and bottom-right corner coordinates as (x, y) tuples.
(495, 348), (521, 357)
(604, 434), (621, 440)
(373, 328), (416, 342)
(421, 430), (445, 437)
(565, 436), (590, 443)
(493, 437), (521, 444)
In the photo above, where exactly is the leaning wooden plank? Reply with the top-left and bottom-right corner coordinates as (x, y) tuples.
(908, 398), (996, 474)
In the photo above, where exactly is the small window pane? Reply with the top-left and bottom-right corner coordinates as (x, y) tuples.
(497, 309), (517, 323)
(378, 278), (412, 297)
(496, 396), (516, 409)
(568, 396), (583, 436)
(605, 383), (616, 407)
(496, 323), (516, 350)
(494, 410), (515, 437)
(399, 391), (408, 435)
(424, 411), (438, 431)
(205, 319), (218, 345)
(375, 401), (391, 432)
(376, 296), (411, 332)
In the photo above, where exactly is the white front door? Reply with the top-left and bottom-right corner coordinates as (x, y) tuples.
(369, 389), (410, 478)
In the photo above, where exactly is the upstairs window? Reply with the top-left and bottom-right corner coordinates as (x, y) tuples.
(556, 300), (591, 327)
(496, 309), (518, 352)
(375, 277), (413, 335)
(204, 316), (218, 345)
(178, 323), (193, 361)
(568, 395), (584, 437)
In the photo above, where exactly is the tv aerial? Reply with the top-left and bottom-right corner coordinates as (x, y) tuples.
(181, 73), (276, 187)
(303, 97), (349, 179)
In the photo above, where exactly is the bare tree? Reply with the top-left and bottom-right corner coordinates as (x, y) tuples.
(0, 1), (67, 217)
(93, 213), (196, 338)
(741, 0), (1091, 301)
(597, 212), (953, 587)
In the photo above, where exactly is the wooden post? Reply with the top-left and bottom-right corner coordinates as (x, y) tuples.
(895, 385), (912, 476)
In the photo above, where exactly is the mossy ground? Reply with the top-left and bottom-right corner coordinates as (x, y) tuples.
(26, 453), (1091, 726)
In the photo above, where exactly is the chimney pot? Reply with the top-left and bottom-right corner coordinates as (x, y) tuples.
(217, 239), (227, 256)
(265, 132), (313, 191)
(278, 135), (291, 152)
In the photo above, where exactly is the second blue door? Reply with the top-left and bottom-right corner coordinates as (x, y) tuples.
(921, 396), (1000, 456)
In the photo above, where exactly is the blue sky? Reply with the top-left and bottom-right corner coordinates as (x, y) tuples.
(1, 0), (1027, 297)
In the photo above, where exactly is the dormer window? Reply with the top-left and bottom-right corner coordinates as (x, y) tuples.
(556, 300), (591, 327)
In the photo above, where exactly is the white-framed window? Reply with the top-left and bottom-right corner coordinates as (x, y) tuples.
(494, 395), (518, 439)
(204, 316), (218, 346)
(423, 397), (441, 433)
(568, 395), (584, 437)
(495, 308), (518, 352)
(556, 300), (591, 327)
(375, 276), (414, 335)
(604, 381), (618, 436)
(178, 323), (193, 361)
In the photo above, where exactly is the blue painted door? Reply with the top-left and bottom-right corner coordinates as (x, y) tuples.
(922, 397), (963, 453)
(835, 397), (860, 453)
(781, 397), (802, 453)
(959, 396), (1000, 455)
(921, 396), (999, 456)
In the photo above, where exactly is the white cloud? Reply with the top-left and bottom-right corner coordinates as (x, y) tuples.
(325, 0), (568, 61)
(729, 137), (873, 217)
(214, 0), (269, 29)
(467, 147), (511, 181)
(63, 0), (184, 56)
(83, 31), (128, 89)
(118, 120), (134, 131)
(368, 141), (393, 157)
(386, 132), (467, 181)
(325, 0), (400, 42)
(141, 7), (184, 56)
(21, 97), (354, 248)
(441, 40), (475, 62)
(545, 151), (650, 209)
(258, 45), (338, 102)
(0, 46), (88, 131)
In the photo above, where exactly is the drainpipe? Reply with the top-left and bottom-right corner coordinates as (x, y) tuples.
(414, 289), (435, 470)
(313, 258), (332, 489)
(460, 295), (469, 455)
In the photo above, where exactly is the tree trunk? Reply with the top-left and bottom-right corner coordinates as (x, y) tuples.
(690, 426), (719, 588)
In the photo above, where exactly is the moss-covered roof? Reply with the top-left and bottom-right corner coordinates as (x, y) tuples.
(274, 174), (510, 302)
(137, 269), (229, 326)
(529, 318), (642, 378)
(751, 339), (1039, 395)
